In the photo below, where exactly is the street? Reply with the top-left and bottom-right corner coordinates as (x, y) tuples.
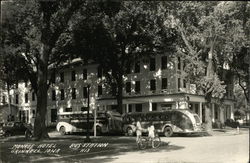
(0, 128), (249, 163)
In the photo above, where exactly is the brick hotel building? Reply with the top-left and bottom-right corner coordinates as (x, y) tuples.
(0, 54), (235, 126)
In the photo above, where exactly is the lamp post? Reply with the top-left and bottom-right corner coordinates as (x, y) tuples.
(85, 85), (91, 142)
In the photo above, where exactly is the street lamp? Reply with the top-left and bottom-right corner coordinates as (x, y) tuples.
(85, 85), (91, 142)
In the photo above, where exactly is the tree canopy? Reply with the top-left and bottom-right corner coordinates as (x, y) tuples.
(0, 1), (249, 134)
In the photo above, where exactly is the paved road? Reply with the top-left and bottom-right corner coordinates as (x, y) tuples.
(78, 130), (249, 163)
(0, 129), (249, 163)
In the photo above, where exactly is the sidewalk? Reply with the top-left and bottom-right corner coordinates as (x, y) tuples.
(211, 127), (249, 136)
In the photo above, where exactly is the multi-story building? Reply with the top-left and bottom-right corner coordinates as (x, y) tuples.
(0, 54), (235, 126)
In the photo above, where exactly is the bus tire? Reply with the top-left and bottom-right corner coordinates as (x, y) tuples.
(59, 126), (66, 135)
(127, 127), (134, 136)
(164, 126), (173, 137)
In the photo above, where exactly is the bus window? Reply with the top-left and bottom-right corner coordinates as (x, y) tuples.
(176, 113), (193, 130)
(98, 113), (106, 118)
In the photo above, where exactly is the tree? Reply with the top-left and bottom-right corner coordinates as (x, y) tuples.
(0, 53), (28, 121)
(159, 1), (249, 130)
(71, 1), (176, 113)
(1, 0), (86, 140)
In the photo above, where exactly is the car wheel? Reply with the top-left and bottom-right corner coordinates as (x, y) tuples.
(127, 127), (134, 136)
(164, 126), (173, 137)
(59, 126), (66, 135)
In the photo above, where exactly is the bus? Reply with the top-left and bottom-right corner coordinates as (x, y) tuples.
(122, 109), (203, 137)
(56, 111), (122, 135)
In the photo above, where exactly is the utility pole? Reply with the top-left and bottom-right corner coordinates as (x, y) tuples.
(85, 85), (91, 142)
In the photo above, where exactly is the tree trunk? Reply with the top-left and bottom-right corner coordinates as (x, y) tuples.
(33, 7), (51, 140)
(204, 102), (212, 132)
(33, 44), (50, 140)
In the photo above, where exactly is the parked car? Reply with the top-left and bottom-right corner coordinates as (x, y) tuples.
(2, 122), (29, 137)
(225, 119), (240, 128)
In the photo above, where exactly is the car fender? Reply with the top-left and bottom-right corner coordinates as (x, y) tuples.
(161, 124), (173, 132)
(56, 122), (76, 133)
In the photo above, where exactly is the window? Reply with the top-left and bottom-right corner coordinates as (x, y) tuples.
(19, 110), (29, 123)
(83, 69), (87, 80)
(32, 92), (35, 101)
(126, 63), (131, 74)
(161, 56), (168, 69)
(178, 57), (181, 70)
(183, 79), (186, 88)
(60, 89), (65, 100)
(60, 72), (64, 83)
(126, 82), (131, 93)
(178, 78), (181, 90)
(98, 85), (102, 97)
(65, 108), (72, 112)
(83, 87), (88, 98)
(9, 95), (12, 104)
(162, 78), (168, 89)
(195, 104), (199, 114)
(135, 104), (142, 112)
(71, 70), (76, 81)
(97, 66), (102, 78)
(15, 94), (19, 104)
(135, 81), (140, 94)
(51, 72), (55, 84)
(52, 90), (56, 101)
(51, 109), (57, 122)
(150, 79), (156, 91)
(81, 107), (88, 112)
(183, 61), (186, 70)
(134, 61), (140, 73)
(215, 109), (218, 120)
(32, 110), (36, 118)
(150, 58), (155, 71)
(72, 88), (76, 99)
(128, 104), (132, 112)
(25, 93), (28, 103)
(152, 103), (157, 111)
(2, 96), (6, 104)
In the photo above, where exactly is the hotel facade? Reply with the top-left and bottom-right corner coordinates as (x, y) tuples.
(0, 54), (235, 127)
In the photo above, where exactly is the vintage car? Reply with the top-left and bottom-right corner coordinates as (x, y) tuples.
(2, 122), (29, 137)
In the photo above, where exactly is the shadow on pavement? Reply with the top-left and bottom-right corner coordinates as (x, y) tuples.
(1, 136), (184, 163)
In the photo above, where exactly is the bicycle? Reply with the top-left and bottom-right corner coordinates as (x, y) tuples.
(137, 133), (161, 149)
